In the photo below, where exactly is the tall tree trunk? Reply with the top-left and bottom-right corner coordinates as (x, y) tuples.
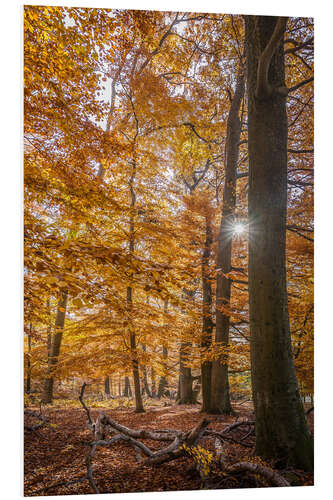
(127, 162), (144, 412)
(104, 376), (110, 398)
(178, 342), (196, 404)
(178, 288), (196, 404)
(128, 293), (143, 411)
(158, 346), (168, 398)
(26, 323), (32, 394)
(142, 370), (152, 397)
(210, 69), (245, 414)
(158, 300), (169, 398)
(41, 290), (68, 404)
(151, 367), (156, 398)
(46, 298), (52, 362)
(123, 376), (132, 397)
(141, 344), (152, 397)
(200, 215), (213, 412)
(245, 15), (313, 471)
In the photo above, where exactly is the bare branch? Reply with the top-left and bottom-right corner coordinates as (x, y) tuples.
(288, 76), (314, 94)
(79, 382), (93, 426)
(288, 148), (314, 154)
(284, 36), (314, 55)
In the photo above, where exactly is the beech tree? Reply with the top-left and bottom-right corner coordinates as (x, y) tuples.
(245, 15), (313, 470)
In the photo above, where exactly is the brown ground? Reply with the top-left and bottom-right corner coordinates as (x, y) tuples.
(24, 402), (314, 496)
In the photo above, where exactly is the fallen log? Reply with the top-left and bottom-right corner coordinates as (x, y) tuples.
(30, 384), (289, 495)
(100, 413), (177, 442)
(143, 418), (210, 466)
(227, 461), (290, 487)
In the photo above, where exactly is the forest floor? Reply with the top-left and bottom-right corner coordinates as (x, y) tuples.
(24, 400), (314, 496)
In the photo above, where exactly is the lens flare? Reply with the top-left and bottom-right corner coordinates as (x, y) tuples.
(233, 223), (245, 235)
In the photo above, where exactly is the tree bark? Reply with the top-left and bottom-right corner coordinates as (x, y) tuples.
(151, 367), (157, 398)
(178, 342), (196, 404)
(245, 15), (313, 471)
(26, 323), (32, 394)
(178, 289), (196, 404)
(42, 290), (68, 404)
(141, 345), (152, 397)
(210, 69), (245, 414)
(127, 162), (145, 412)
(104, 376), (110, 398)
(123, 376), (132, 397)
(200, 214), (213, 412)
(158, 300), (169, 398)
(158, 345), (168, 398)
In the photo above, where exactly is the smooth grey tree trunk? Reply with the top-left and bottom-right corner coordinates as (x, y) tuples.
(157, 345), (168, 398)
(26, 323), (32, 394)
(104, 376), (110, 398)
(141, 345), (152, 397)
(210, 69), (245, 414)
(178, 289), (196, 404)
(42, 290), (68, 404)
(245, 15), (313, 471)
(123, 376), (132, 397)
(127, 163), (144, 412)
(151, 367), (157, 398)
(178, 342), (196, 404)
(200, 214), (213, 412)
(158, 300), (169, 398)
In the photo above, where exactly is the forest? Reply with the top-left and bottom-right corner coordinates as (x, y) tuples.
(24, 6), (314, 496)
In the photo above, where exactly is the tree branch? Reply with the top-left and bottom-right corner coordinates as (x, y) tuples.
(256, 17), (288, 98)
(288, 76), (314, 94)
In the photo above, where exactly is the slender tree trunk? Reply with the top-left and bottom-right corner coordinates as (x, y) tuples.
(178, 289), (196, 404)
(46, 298), (52, 361)
(178, 342), (196, 404)
(158, 346), (168, 398)
(42, 290), (68, 404)
(141, 344), (152, 397)
(245, 15), (313, 471)
(210, 69), (245, 414)
(142, 369), (152, 397)
(158, 300), (169, 398)
(26, 323), (32, 394)
(123, 376), (132, 397)
(127, 162), (144, 412)
(176, 374), (180, 401)
(151, 367), (157, 398)
(200, 215), (213, 412)
(127, 293), (143, 411)
(104, 376), (110, 398)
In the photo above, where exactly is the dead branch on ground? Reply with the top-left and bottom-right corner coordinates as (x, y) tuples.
(30, 384), (290, 495)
